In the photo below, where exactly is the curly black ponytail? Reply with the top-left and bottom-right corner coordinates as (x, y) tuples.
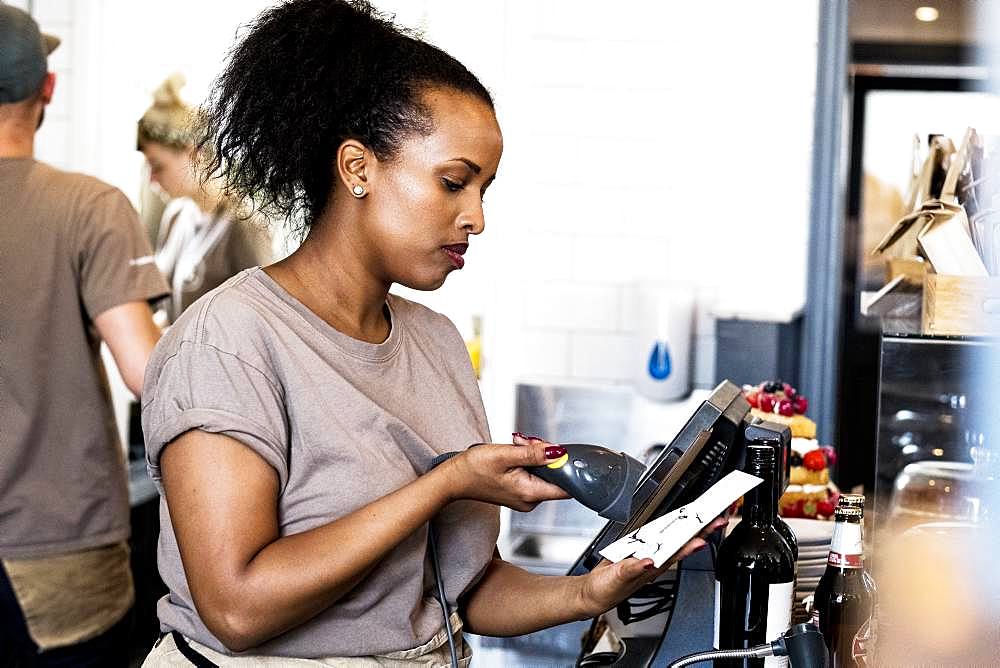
(200, 0), (494, 236)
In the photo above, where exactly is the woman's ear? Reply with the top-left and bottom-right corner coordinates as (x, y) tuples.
(337, 139), (370, 198)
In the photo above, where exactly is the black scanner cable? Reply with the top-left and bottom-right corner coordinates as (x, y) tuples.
(428, 523), (460, 668)
(427, 449), (471, 668)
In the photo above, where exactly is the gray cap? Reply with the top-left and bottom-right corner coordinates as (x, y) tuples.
(0, 4), (60, 104)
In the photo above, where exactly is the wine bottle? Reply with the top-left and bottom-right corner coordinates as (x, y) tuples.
(811, 494), (876, 667)
(714, 445), (796, 667)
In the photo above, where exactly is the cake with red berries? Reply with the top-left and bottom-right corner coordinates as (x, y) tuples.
(742, 381), (839, 519)
(779, 439), (840, 519)
(743, 380), (817, 439)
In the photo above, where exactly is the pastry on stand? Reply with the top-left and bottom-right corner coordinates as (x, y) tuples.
(742, 381), (840, 519)
(745, 380), (816, 439)
(781, 439), (840, 519)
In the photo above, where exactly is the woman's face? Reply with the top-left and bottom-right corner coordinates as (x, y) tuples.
(141, 141), (197, 200)
(361, 88), (503, 291)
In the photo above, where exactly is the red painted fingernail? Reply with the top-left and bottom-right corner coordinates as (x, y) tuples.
(544, 445), (567, 459)
(644, 564), (655, 571)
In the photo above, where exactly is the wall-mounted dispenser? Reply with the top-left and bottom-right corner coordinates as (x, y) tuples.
(634, 283), (694, 402)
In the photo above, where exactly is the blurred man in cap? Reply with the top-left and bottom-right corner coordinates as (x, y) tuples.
(0, 4), (169, 665)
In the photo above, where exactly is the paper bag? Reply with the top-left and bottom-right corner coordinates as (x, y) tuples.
(872, 135), (952, 262)
(916, 128), (989, 276)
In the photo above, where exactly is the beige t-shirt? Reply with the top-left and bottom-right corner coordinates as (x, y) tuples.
(142, 268), (500, 658)
(0, 157), (169, 559)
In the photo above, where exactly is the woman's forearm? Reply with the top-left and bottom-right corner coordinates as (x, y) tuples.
(461, 558), (593, 636)
(227, 471), (455, 646)
(463, 529), (720, 638)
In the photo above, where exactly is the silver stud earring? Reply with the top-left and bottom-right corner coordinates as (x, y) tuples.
(352, 184), (366, 197)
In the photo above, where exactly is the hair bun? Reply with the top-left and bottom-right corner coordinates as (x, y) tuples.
(151, 73), (188, 110)
(138, 72), (199, 149)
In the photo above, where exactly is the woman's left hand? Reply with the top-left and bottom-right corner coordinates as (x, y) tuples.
(574, 516), (728, 618)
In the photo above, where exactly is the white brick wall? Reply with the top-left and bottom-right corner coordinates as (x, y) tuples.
(391, 1), (821, 436)
(523, 283), (620, 332)
(570, 331), (635, 381)
(28, 0), (71, 170)
(30, 0), (820, 441)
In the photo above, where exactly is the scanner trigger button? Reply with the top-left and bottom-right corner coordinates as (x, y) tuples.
(545, 453), (570, 469)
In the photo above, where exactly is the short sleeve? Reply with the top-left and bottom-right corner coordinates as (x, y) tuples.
(77, 189), (169, 319)
(142, 340), (290, 490)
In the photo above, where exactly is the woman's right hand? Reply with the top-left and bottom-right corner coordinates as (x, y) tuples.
(440, 435), (572, 510)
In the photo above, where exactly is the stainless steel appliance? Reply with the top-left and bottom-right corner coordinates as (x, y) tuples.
(874, 332), (1000, 540)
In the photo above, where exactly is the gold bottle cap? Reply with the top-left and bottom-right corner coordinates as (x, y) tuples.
(835, 494), (865, 518)
(838, 493), (865, 507)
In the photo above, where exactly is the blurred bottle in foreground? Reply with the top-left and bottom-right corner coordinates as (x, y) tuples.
(876, 445), (1000, 665)
(811, 494), (876, 667)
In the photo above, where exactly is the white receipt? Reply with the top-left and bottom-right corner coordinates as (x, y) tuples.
(599, 470), (763, 568)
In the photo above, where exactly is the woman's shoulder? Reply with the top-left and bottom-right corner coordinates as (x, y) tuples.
(152, 269), (280, 363)
(387, 293), (461, 338)
(386, 294), (474, 372)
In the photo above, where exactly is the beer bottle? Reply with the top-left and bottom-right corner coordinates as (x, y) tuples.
(810, 494), (876, 667)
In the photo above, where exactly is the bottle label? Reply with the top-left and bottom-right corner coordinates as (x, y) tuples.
(713, 579), (721, 649)
(852, 616), (872, 667)
(714, 579), (793, 666)
(765, 581), (794, 667)
(827, 550), (863, 568)
(828, 521), (863, 567)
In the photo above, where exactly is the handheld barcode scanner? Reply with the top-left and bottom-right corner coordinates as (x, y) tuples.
(527, 444), (646, 522)
(430, 442), (647, 522)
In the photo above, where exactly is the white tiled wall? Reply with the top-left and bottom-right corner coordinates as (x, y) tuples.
(29, 1), (819, 442)
(389, 1), (821, 436)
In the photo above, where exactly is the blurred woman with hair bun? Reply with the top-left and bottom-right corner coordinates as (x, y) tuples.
(137, 73), (271, 323)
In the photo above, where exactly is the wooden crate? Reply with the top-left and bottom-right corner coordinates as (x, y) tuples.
(922, 273), (1000, 336)
(886, 258), (926, 287)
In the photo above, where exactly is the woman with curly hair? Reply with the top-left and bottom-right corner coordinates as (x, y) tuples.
(140, 1), (719, 665)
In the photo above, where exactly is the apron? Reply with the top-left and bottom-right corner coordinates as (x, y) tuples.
(141, 611), (472, 668)
(1, 542), (133, 650)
